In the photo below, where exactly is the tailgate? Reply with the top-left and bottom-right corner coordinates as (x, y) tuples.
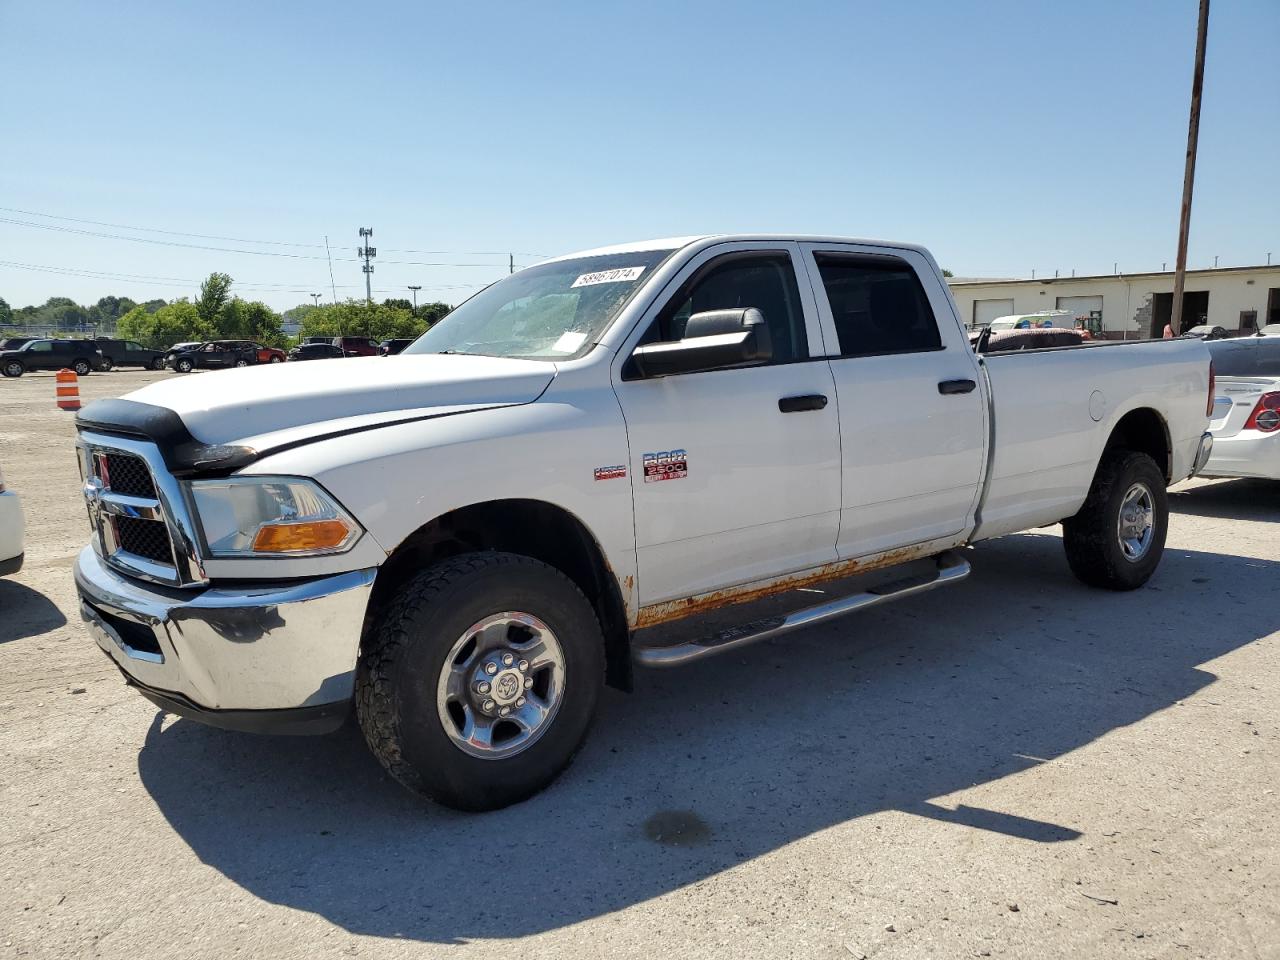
(1210, 377), (1274, 438)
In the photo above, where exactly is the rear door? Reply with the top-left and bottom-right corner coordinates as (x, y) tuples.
(798, 243), (987, 559)
(612, 242), (843, 605)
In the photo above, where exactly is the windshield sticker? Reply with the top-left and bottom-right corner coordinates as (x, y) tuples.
(571, 266), (646, 288)
(594, 464), (627, 481)
(643, 449), (687, 483)
(552, 330), (588, 353)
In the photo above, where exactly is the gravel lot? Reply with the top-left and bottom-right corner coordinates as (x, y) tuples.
(1, 369), (1277, 960)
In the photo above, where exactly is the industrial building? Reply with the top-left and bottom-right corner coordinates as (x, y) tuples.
(948, 263), (1280, 338)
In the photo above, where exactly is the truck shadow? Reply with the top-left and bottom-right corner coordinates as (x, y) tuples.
(135, 532), (1278, 943)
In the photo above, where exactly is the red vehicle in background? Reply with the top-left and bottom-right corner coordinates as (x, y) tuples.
(253, 342), (287, 364)
(332, 336), (378, 357)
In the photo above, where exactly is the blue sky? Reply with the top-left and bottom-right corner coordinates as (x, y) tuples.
(2, 0), (1277, 311)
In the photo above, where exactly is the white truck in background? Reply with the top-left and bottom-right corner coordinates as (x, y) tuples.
(72, 234), (1214, 810)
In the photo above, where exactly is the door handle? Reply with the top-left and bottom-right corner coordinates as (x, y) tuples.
(778, 394), (828, 413)
(937, 379), (977, 395)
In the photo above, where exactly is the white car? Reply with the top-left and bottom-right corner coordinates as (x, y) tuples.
(984, 309), (1076, 333)
(1202, 336), (1280, 479)
(71, 233), (1214, 810)
(0, 462), (24, 576)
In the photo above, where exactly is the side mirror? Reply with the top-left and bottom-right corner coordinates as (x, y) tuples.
(630, 307), (772, 378)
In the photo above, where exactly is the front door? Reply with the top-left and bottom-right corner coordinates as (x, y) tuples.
(798, 243), (987, 560)
(613, 243), (842, 606)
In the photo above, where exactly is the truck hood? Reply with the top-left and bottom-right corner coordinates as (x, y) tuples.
(106, 354), (557, 450)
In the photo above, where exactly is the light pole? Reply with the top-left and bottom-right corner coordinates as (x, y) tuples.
(310, 293), (321, 308)
(408, 285), (421, 316)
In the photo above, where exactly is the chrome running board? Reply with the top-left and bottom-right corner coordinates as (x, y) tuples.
(633, 550), (971, 668)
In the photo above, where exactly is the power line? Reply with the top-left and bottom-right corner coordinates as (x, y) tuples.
(0, 216), (528, 268)
(0, 205), (550, 257)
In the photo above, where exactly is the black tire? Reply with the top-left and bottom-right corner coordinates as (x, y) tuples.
(151, 357), (166, 371)
(234, 358), (250, 367)
(1063, 449), (1168, 590)
(356, 552), (604, 811)
(73, 359), (92, 376)
(100, 357), (114, 372)
(175, 358), (193, 373)
(2, 360), (22, 378)
(269, 355), (283, 363)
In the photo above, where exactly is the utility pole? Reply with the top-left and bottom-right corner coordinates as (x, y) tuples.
(509, 254), (514, 275)
(358, 227), (376, 306)
(407, 285), (421, 316)
(310, 293), (321, 308)
(1171, 0), (1210, 336)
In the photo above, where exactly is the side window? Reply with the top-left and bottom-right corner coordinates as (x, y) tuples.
(813, 254), (943, 357)
(128, 341), (145, 351)
(646, 252), (808, 364)
(29, 341), (53, 352)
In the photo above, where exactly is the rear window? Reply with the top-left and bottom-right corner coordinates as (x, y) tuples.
(812, 253), (943, 357)
(1209, 339), (1280, 377)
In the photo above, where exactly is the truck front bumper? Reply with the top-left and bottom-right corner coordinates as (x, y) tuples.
(74, 546), (376, 735)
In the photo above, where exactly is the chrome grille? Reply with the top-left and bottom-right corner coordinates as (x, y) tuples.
(77, 432), (208, 587)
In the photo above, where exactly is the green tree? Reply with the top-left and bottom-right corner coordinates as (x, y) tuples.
(382, 298), (413, 312)
(298, 300), (425, 343)
(0, 296), (11, 325)
(419, 301), (452, 326)
(120, 299), (214, 348)
(942, 269), (954, 278)
(116, 304), (157, 345)
(196, 272), (233, 326)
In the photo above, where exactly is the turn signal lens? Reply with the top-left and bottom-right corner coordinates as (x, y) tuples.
(251, 519), (354, 553)
(1244, 391), (1280, 433)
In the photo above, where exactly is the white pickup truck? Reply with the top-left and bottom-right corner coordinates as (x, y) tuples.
(73, 235), (1215, 810)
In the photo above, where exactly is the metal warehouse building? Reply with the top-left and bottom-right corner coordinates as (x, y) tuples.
(948, 264), (1280, 339)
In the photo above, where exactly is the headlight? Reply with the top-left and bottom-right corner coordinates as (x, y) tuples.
(188, 476), (361, 557)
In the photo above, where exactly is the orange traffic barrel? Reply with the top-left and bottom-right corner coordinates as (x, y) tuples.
(56, 369), (81, 411)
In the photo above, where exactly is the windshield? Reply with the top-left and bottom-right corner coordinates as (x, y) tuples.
(404, 248), (676, 360)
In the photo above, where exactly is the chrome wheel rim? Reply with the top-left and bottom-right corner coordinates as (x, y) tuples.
(4, 362), (20, 377)
(436, 611), (566, 760)
(1117, 482), (1155, 561)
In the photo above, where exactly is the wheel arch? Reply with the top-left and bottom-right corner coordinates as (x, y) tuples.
(367, 498), (633, 691)
(1103, 406), (1172, 483)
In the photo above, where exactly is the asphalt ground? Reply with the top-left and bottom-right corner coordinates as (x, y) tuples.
(1, 368), (1277, 959)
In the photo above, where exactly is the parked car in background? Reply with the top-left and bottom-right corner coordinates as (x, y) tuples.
(983, 328), (1084, 353)
(333, 336), (378, 357)
(1201, 336), (1280, 480)
(1, 339), (106, 377)
(302, 336), (332, 345)
(1183, 324), (1230, 341)
(165, 340), (259, 373)
(288, 342), (345, 361)
(95, 338), (167, 371)
(985, 310), (1075, 333)
(0, 337), (33, 350)
(378, 338), (415, 356)
(0, 459), (23, 576)
(1257, 323), (1280, 337)
(251, 342), (287, 364)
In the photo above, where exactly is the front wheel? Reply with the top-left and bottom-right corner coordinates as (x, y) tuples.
(269, 355), (283, 364)
(1063, 449), (1168, 590)
(356, 552), (604, 811)
(99, 357), (114, 372)
(151, 357), (166, 371)
(73, 360), (92, 376)
(175, 358), (193, 373)
(234, 358), (250, 367)
(2, 360), (22, 378)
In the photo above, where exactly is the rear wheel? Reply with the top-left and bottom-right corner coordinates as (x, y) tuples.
(2, 360), (22, 378)
(234, 358), (250, 367)
(356, 552), (604, 811)
(269, 355), (283, 363)
(100, 357), (114, 372)
(72, 359), (92, 376)
(1063, 449), (1168, 590)
(151, 357), (166, 371)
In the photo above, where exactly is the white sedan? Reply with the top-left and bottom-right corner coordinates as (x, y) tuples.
(1202, 337), (1280, 480)
(0, 461), (23, 576)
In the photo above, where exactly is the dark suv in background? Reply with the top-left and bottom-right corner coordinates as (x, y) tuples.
(333, 336), (378, 357)
(165, 340), (259, 372)
(95, 338), (167, 371)
(1, 339), (106, 377)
